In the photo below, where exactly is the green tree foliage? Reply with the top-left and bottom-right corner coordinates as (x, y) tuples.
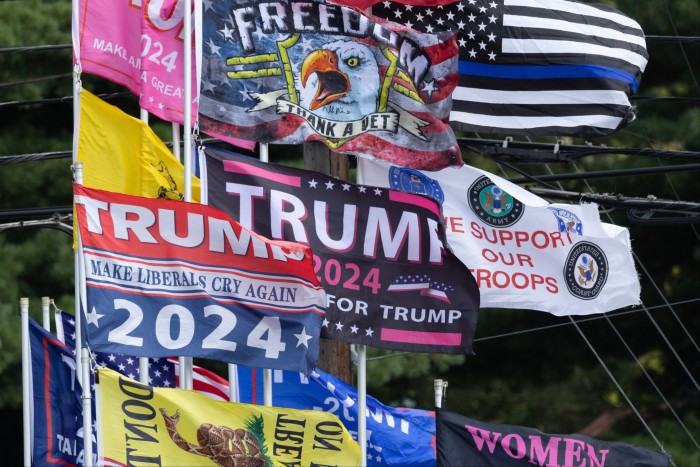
(1, 0), (698, 463)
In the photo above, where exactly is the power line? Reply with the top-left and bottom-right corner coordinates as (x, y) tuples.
(507, 163), (700, 183)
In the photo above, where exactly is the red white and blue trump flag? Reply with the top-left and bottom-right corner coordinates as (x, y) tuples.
(198, 0), (462, 170)
(73, 184), (325, 374)
(359, 158), (640, 315)
(201, 146), (479, 355)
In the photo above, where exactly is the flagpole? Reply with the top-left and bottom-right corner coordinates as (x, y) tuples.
(180, 0), (195, 391)
(228, 364), (239, 402)
(172, 123), (181, 163)
(20, 297), (31, 466)
(138, 109), (150, 385)
(357, 344), (367, 466)
(81, 346), (93, 466)
(42, 296), (51, 331)
(259, 142), (273, 407)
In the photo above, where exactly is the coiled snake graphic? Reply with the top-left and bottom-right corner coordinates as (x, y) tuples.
(160, 408), (267, 467)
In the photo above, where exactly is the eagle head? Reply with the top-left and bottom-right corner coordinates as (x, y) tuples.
(298, 40), (380, 120)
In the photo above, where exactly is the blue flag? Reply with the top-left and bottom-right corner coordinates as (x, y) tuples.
(29, 318), (96, 466)
(236, 366), (436, 466)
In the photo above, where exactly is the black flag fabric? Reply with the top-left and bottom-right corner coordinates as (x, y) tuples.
(339, 0), (648, 137)
(201, 146), (480, 355)
(436, 408), (671, 467)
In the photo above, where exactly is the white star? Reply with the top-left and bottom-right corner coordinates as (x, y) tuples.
(86, 307), (104, 327)
(219, 24), (235, 42)
(377, 455), (383, 462)
(406, 20), (413, 28)
(325, 180), (335, 190)
(479, 6), (487, 13)
(458, 37), (467, 47)
(478, 22), (487, 31)
(489, 14), (498, 24)
(446, 12), (455, 21)
(358, 186), (367, 193)
(488, 32), (497, 42)
(202, 79), (217, 93)
(393, 9), (402, 19)
(490, 1), (498, 9)
(350, 325), (359, 334)
(457, 3), (466, 11)
(203, 0), (214, 11)
(373, 188), (382, 196)
(342, 183), (351, 191)
(467, 13), (476, 22)
(68, 318), (75, 326)
(207, 38), (221, 56)
(108, 354), (116, 362)
(365, 327), (374, 337)
(162, 364), (170, 371)
(416, 12), (425, 22)
(457, 20), (466, 30)
(426, 8), (434, 16)
(426, 24), (434, 33)
(479, 41), (487, 50)
(468, 31), (476, 40)
(163, 380), (171, 387)
(308, 179), (318, 188)
(335, 322), (344, 331)
(294, 327), (313, 348)
(118, 363), (126, 371)
(421, 79), (438, 98)
(154, 370), (162, 377)
(158, 102), (164, 110)
(322, 318), (330, 328)
(488, 51), (497, 60)
(128, 372), (135, 379)
(126, 357), (134, 365)
(404, 4), (413, 11)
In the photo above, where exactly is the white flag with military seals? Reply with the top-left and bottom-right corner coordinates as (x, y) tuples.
(359, 159), (640, 315)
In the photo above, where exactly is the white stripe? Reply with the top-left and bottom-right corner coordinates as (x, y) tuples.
(504, 15), (647, 49)
(453, 87), (632, 106)
(502, 39), (648, 71)
(505, 0), (643, 31)
(449, 110), (623, 130)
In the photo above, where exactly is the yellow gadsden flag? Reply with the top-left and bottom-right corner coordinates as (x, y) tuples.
(78, 89), (200, 202)
(95, 368), (362, 466)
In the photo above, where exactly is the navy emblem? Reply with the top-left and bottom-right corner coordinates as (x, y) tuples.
(468, 176), (523, 227)
(389, 166), (444, 203)
(549, 207), (583, 236)
(564, 242), (608, 300)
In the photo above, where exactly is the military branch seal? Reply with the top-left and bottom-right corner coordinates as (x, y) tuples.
(564, 242), (609, 300)
(468, 176), (524, 228)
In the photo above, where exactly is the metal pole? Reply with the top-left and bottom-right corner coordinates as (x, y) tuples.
(73, 161), (84, 386)
(357, 344), (367, 466)
(259, 142), (273, 406)
(180, 0), (194, 391)
(228, 364), (239, 402)
(42, 296), (51, 332)
(82, 347), (93, 466)
(21, 297), (31, 467)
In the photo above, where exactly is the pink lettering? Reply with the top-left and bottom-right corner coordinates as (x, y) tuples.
(465, 425), (502, 454)
(529, 435), (561, 466)
(501, 433), (527, 459)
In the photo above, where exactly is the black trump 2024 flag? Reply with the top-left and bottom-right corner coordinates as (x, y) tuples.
(436, 408), (670, 467)
(201, 146), (479, 355)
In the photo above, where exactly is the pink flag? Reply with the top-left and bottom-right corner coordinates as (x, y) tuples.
(75, 0), (254, 150)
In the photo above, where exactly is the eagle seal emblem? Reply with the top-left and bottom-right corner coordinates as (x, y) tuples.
(564, 242), (609, 300)
(388, 166), (444, 203)
(468, 176), (524, 227)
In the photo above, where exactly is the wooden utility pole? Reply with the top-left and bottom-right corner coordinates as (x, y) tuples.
(303, 141), (352, 384)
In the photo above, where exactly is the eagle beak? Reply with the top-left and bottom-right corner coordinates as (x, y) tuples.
(300, 49), (350, 111)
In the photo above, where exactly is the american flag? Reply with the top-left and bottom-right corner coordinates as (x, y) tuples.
(55, 312), (229, 400)
(388, 274), (454, 302)
(346, 0), (648, 137)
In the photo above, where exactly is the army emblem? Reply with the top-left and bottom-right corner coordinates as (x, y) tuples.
(468, 176), (524, 227)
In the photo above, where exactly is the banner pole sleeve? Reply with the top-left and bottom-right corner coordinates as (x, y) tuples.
(21, 297), (31, 467)
(260, 142), (272, 405)
(41, 296), (51, 332)
(357, 344), (368, 467)
(434, 379), (444, 409)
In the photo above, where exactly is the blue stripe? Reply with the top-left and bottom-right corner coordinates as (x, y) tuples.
(458, 62), (640, 93)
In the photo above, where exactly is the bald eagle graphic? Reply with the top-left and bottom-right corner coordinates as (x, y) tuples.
(577, 255), (597, 285)
(297, 40), (380, 121)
